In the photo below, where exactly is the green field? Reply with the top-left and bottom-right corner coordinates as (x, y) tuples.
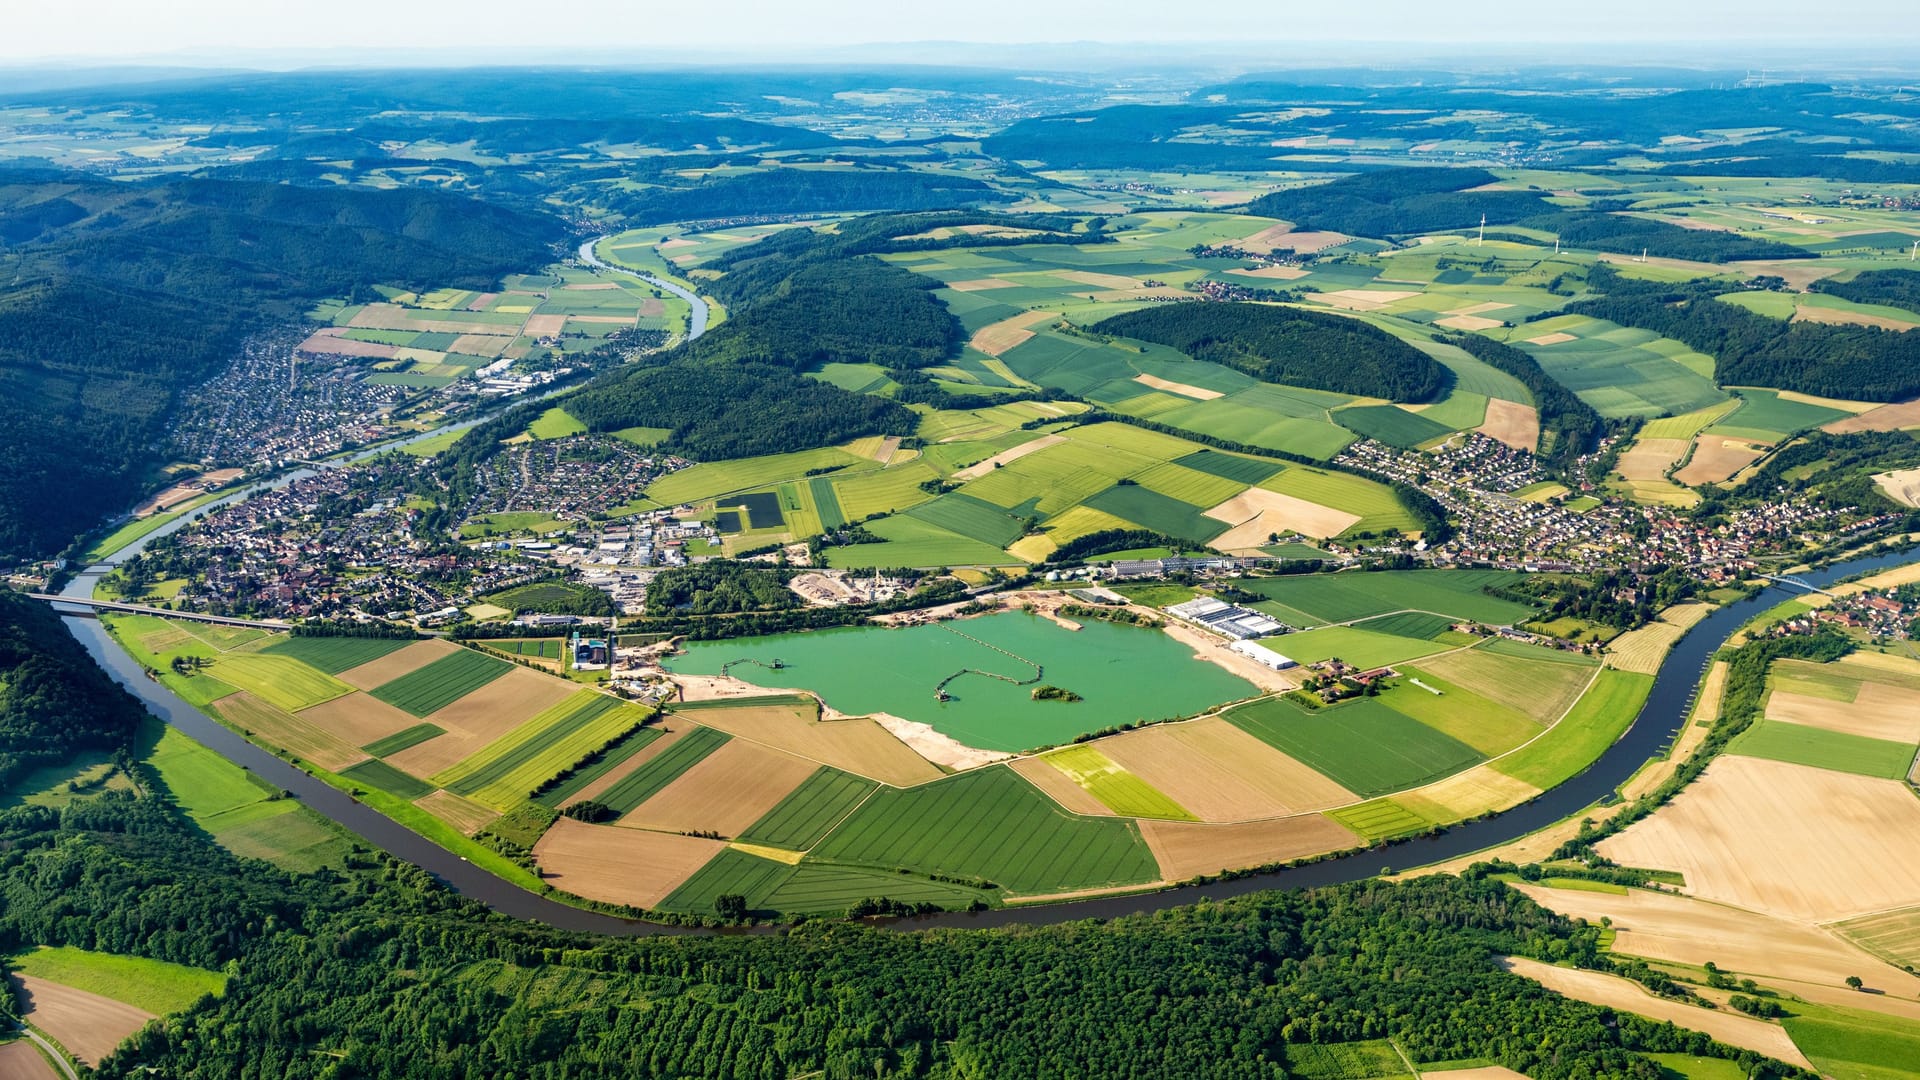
(904, 491), (1033, 546)
(1728, 720), (1917, 780)
(483, 638), (565, 661)
(1264, 625), (1454, 669)
(7, 945), (228, 1015)
(1352, 611), (1458, 640)
(1040, 745), (1196, 820)
(102, 614), (238, 707)
(823, 513), (1020, 569)
(647, 447), (863, 506)
(369, 649), (513, 717)
(1783, 999), (1920, 1080)
(339, 759), (436, 799)
(1226, 697), (1483, 798)
(143, 723), (346, 872)
(657, 848), (797, 916)
(1238, 570), (1531, 627)
(1509, 316), (1727, 419)
(595, 726), (731, 814)
(765, 863), (997, 913)
(1081, 484), (1227, 543)
(1262, 468), (1420, 535)
(260, 634), (416, 674)
(206, 653), (355, 713)
(1333, 404), (1457, 449)
(360, 723), (444, 756)
(529, 725), (665, 808)
(527, 407), (588, 439)
(434, 692), (644, 808)
(1176, 449), (1284, 485)
(737, 768), (879, 850)
(1378, 668), (1542, 757)
(1282, 1039), (1412, 1080)
(810, 766), (1158, 895)
(1491, 669), (1652, 788)
(1707, 388), (1852, 441)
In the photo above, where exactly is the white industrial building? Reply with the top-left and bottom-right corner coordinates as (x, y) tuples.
(1164, 596), (1287, 640)
(1228, 639), (1296, 670)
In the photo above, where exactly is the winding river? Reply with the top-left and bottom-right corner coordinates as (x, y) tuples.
(54, 545), (1918, 936)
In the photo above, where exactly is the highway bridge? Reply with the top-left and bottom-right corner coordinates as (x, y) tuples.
(32, 594), (291, 631)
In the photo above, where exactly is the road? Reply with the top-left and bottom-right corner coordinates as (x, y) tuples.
(14, 1026), (78, 1080)
(576, 237), (710, 341)
(32, 594), (291, 630)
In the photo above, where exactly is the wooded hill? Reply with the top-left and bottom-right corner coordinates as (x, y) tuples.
(1092, 302), (1449, 402)
(1811, 268), (1920, 315)
(0, 171), (563, 561)
(1241, 167), (1551, 237)
(611, 167), (1004, 224)
(1565, 266), (1920, 401)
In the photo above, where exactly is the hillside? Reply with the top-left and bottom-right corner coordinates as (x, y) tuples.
(1092, 302), (1449, 402)
(1241, 167), (1550, 237)
(0, 172), (563, 560)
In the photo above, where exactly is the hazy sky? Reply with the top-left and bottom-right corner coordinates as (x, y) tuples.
(5, 0), (1916, 63)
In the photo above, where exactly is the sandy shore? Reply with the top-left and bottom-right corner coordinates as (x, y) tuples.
(872, 713), (1013, 770)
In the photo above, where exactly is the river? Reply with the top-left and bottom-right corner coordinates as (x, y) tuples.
(576, 237), (710, 341)
(56, 547), (1917, 936)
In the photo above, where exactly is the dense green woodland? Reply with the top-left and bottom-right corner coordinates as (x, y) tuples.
(1092, 303), (1448, 402)
(0, 590), (149, 789)
(645, 561), (800, 616)
(1519, 211), (1811, 263)
(1567, 266), (1920, 401)
(1811, 267), (1920, 315)
(1242, 168), (1550, 238)
(0, 171), (562, 560)
(613, 168), (1001, 223)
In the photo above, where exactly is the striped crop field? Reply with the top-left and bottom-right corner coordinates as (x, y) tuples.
(369, 649), (513, 717)
(207, 653), (356, 713)
(433, 692), (648, 809)
(361, 723), (445, 757)
(810, 766), (1158, 895)
(1039, 745), (1195, 820)
(597, 726), (731, 814)
(737, 768), (879, 851)
(260, 635), (417, 674)
(531, 726), (664, 808)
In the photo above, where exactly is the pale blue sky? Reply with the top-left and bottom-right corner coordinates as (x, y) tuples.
(6, 0), (1916, 62)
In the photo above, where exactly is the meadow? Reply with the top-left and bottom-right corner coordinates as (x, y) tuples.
(1038, 745), (1196, 820)
(1226, 697), (1484, 798)
(736, 767), (879, 850)
(1237, 569), (1531, 627)
(261, 634), (416, 674)
(1728, 720), (1917, 780)
(810, 766), (1160, 895)
(7, 946), (227, 1016)
(1491, 669), (1650, 789)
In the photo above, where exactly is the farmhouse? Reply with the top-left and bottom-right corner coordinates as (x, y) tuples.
(1228, 639), (1297, 670)
(1165, 597), (1287, 640)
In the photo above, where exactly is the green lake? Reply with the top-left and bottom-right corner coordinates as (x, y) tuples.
(664, 611), (1259, 752)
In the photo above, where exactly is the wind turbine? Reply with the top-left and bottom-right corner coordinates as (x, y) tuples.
(1478, 213), (1486, 246)
(1911, 239), (1918, 262)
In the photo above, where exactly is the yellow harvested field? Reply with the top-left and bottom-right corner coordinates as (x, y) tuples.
(297, 692), (427, 747)
(1235, 223), (1297, 252)
(1007, 534), (1057, 563)
(1793, 304), (1918, 331)
(1394, 765), (1542, 822)
(1606, 603), (1712, 675)
(967, 310), (1056, 356)
(1674, 437), (1767, 486)
(1873, 467), (1920, 508)
(447, 333), (513, 358)
(568, 724), (696, 804)
(1601, 755), (1920, 921)
(1316, 289), (1419, 311)
(1140, 814), (1358, 881)
(1514, 883), (1920, 1002)
(1614, 437), (1690, 482)
(681, 702), (942, 787)
(414, 789), (500, 836)
(347, 304), (496, 335)
(1132, 372), (1223, 400)
(12, 975), (154, 1068)
(953, 435), (1069, 481)
(215, 692), (368, 772)
(1525, 331), (1578, 346)
(616, 739), (818, 836)
(1773, 388), (1877, 413)
(1099, 718), (1356, 821)
(522, 314), (567, 337)
(945, 277), (1021, 292)
(1768, 684), (1920, 742)
(1477, 398), (1539, 451)
(1825, 397), (1920, 434)
(1497, 957), (1811, 1068)
(1037, 504), (1136, 545)
(532, 817), (724, 909)
(0, 1041), (59, 1080)
(1058, 270), (1143, 290)
(336, 638), (460, 690)
(1839, 648), (1920, 677)
(1446, 301), (1513, 317)
(569, 314), (636, 326)
(1226, 264), (1309, 280)
(1835, 906), (1920, 970)
(1434, 314), (1506, 331)
(1205, 487), (1359, 545)
(1009, 755), (1114, 816)
(385, 668), (578, 778)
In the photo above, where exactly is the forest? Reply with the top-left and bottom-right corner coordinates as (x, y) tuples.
(611, 167), (1003, 223)
(1564, 266), (1920, 400)
(1092, 302), (1448, 401)
(644, 561), (801, 616)
(1516, 210), (1811, 263)
(0, 171), (563, 562)
(0, 601), (1802, 1080)
(1811, 267), (1920, 314)
(1440, 334), (1610, 469)
(0, 590), (147, 789)
(1241, 167), (1550, 237)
